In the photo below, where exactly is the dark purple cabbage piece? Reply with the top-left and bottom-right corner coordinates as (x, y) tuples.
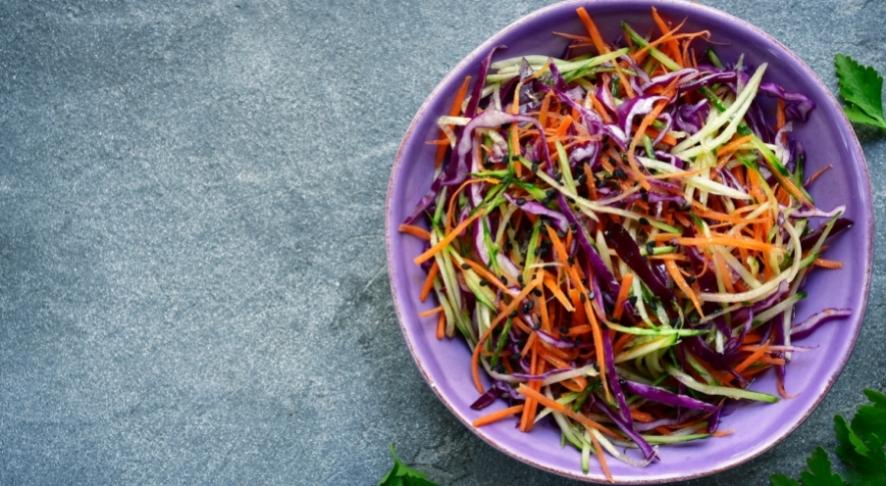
(595, 400), (658, 462)
(800, 218), (853, 250)
(623, 380), (718, 412)
(504, 194), (568, 232)
(603, 223), (674, 302)
(791, 308), (852, 340)
(536, 330), (576, 349)
(759, 82), (816, 122)
(470, 381), (522, 410)
(673, 99), (709, 133)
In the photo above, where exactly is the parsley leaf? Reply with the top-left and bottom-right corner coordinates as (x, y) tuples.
(852, 389), (886, 441)
(835, 54), (886, 130)
(799, 448), (843, 486)
(771, 389), (886, 486)
(835, 389), (886, 485)
(378, 445), (439, 486)
(771, 473), (801, 486)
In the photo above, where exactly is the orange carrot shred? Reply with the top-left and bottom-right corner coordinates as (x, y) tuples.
(521, 332), (538, 358)
(805, 164), (832, 186)
(399, 224), (431, 240)
(419, 262), (439, 302)
(591, 433), (613, 483)
(462, 257), (512, 294)
(575, 7), (609, 55)
(651, 7), (683, 66)
(735, 343), (771, 373)
(665, 259), (703, 316)
(612, 273), (634, 320)
(473, 404), (524, 427)
(776, 99), (786, 131)
(418, 306), (443, 318)
(436, 313), (445, 340)
(415, 209), (485, 265)
(814, 258), (843, 269)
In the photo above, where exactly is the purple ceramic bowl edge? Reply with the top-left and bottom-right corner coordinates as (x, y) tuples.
(384, 0), (874, 483)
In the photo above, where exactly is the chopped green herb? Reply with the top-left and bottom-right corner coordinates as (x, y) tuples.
(835, 54), (886, 130)
(379, 445), (439, 486)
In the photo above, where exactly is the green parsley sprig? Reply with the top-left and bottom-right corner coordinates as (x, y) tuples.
(379, 445), (439, 486)
(835, 54), (886, 130)
(771, 389), (886, 486)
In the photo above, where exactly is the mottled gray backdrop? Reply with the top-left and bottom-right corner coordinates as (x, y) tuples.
(1, 1), (884, 485)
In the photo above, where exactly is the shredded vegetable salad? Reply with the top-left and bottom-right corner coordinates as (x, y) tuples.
(399, 7), (853, 480)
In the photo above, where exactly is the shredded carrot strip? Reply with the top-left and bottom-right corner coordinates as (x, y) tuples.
(589, 93), (612, 124)
(814, 258), (843, 269)
(805, 164), (832, 186)
(734, 344), (771, 373)
(742, 332), (762, 345)
(419, 306), (443, 318)
(649, 253), (688, 261)
(630, 409), (654, 423)
(520, 346), (545, 432)
(630, 18), (686, 61)
(436, 313), (445, 340)
(556, 115), (574, 139)
(415, 209), (486, 265)
(583, 297), (610, 402)
(462, 257), (512, 294)
(575, 6), (633, 98)
(399, 224), (431, 240)
(575, 7), (609, 55)
(591, 434), (613, 483)
(473, 404), (524, 427)
(545, 225), (571, 264)
(646, 126), (678, 146)
(544, 274), (575, 311)
(521, 331), (538, 358)
(776, 99), (786, 132)
(613, 332), (635, 354)
(537, 295), (551, 332)
(419, 262), (439, 302)
(760, 357), (786, 366)
(569, 324), (593, 336)
(715, 135), (754, 157)
(651, 6), (683, 65)
(612, 273), (634, 320)
(665, 259), (703, 316)
(676, 235), (775, 252)
(713, 253), (735, 294)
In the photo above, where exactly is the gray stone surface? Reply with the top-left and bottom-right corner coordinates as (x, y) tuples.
(0, 1), (884, 484)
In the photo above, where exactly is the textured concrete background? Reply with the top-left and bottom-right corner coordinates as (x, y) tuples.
(1, 1), (884, 485)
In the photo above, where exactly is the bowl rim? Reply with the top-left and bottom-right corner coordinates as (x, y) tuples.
(384, 0), (874, 483)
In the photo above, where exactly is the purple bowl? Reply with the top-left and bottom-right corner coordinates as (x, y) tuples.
(384, 0), (873, 482)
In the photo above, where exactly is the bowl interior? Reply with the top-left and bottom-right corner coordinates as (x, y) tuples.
(386, 0), (872, 483)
